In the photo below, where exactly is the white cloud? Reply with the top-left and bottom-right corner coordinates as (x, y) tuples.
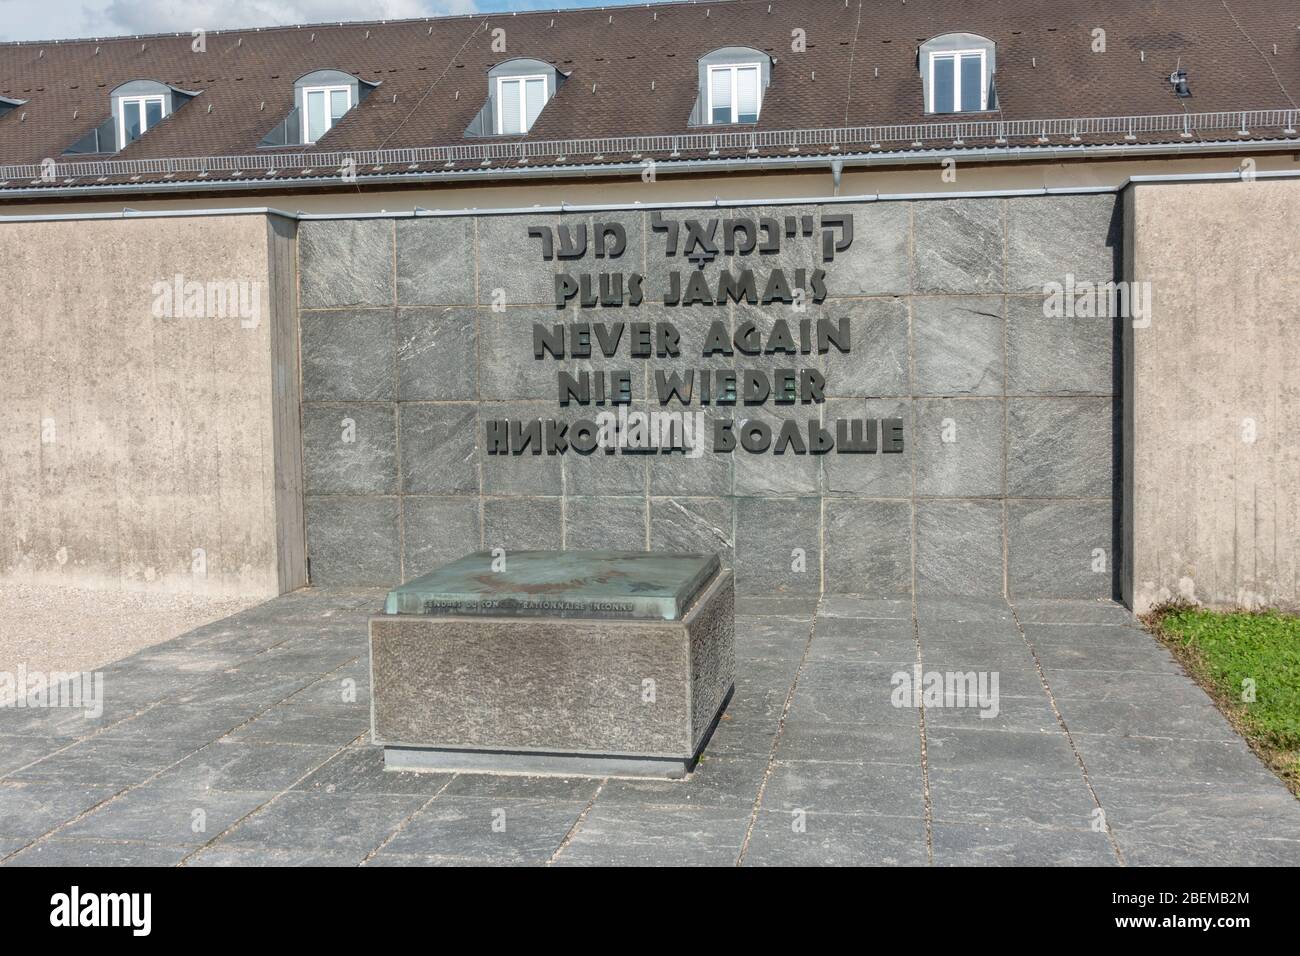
(0, 0), (480, 43)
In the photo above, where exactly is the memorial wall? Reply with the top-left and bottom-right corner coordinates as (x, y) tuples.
(297, 194), (1122, 598)
(1123, 178), (1300, 614)
(0, 213), (305, 597)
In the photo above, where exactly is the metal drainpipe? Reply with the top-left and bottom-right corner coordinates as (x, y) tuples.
(830, 157), (845, 196)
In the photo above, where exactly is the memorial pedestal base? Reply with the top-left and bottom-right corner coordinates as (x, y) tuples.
(368, 551), (735, 780)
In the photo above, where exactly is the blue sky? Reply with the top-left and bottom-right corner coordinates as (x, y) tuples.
(0, 0), (678, 44)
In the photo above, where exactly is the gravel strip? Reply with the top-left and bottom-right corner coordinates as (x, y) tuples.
(0, 583), (261, 681)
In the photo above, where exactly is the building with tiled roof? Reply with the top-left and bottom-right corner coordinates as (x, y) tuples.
(0, 0), (1296, 203)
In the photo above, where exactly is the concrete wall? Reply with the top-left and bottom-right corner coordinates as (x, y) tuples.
(1124, 180), (1300, 613)
(298, 195), (1121, 598)
(0, 213), (306, 597)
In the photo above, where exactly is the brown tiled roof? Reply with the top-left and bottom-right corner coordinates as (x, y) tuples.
(0, 0), (1296, 196)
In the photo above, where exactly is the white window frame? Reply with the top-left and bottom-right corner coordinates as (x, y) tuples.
(706, 62), (763, 125)
(494, 74), (549, 135)
(928, 49), (988, 113)
(301, 84), (353, 144)
(117, 94), (167, 146)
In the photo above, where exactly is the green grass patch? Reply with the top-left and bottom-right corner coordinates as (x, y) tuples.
(1148, 605), (1300, 794)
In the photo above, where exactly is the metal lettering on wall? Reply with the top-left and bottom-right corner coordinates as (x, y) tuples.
(486, 211), (904, 458)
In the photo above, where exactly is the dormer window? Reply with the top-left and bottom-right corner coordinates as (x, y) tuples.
(464, 59), (565, 138)
(690, 47), (772, 127)
(708, 63), (762, 124)
(303, 84), (352, 143)
(259, 70), (376, 148)
(63, 80), (197, 155)
(495, 74), (548, 135)
(930, 50), (985, 112)
(118, 94), (165, 146)
(0, 96), (25, 119)
(920, 33), (997, 114)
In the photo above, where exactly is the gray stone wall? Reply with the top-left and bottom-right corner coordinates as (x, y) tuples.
(298, 195), (1121, 598)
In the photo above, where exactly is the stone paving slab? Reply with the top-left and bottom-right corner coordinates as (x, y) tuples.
(1054, 698), (1241, 741)
(923, 727), (1079, 774)
(928, 766), (1098, 830)
(4, 839), (191, 867)
(774, 717), (920, 767)
(292, 747), (453, 797)
(1068, 735), (1279, 784)
(816, 597), (913, 621)
(554, 804), (752, 867)
(188, 846), (363, 867)
(1030, 639), (1185, 675)
(0, 737), (63, 776)
(380, 796), (589, 864)
(932, 823), (1118, 866)
(762, 760), (924, 817)
(1, 589), (1297, 866)
(0, 783), (120, 841)
(597, 756), (768, 810)
(744, 811), (929, 866)
(212, 792), (429, 862)
(1113, 833), (1300, 867)
(153, 742), (341, 793)
(57, 784), (273, 847)
(5, 736), (202, 787)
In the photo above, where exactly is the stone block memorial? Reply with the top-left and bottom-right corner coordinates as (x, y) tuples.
(370, 550), (735, 777)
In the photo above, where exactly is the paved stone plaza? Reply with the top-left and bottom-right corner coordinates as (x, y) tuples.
(1, 589), (1297, 866)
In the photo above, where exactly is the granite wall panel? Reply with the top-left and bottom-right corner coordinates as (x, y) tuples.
(298, 195), (1120, 598)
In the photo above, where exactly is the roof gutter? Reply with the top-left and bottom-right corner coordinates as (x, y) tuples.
(0, 137), (1295, 201)
(3, 169), (1300, 224)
